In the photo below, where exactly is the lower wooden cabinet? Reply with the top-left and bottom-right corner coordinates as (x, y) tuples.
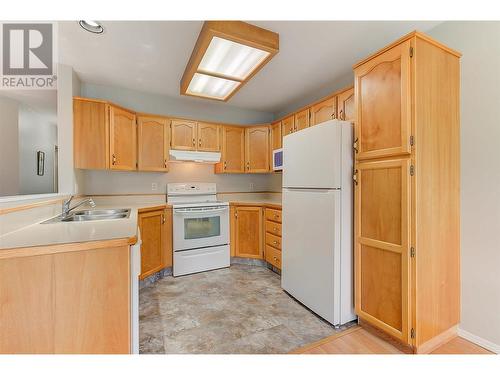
(0, 245), (131, 354)
(138, 207), (172, 280)
(264, 207), (282, 270)
(232, 206), (263, 259)
(265, 245), (281, 269)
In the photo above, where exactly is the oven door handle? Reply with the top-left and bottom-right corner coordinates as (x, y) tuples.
(174, 207), (228, 214)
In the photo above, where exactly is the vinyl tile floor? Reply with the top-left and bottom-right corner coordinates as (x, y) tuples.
(139, 264), (353, 354)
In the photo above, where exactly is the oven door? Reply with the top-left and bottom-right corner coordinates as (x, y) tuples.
(172, 205), (229, 251)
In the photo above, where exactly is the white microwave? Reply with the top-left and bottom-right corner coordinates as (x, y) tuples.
(272, 148), (283, 171)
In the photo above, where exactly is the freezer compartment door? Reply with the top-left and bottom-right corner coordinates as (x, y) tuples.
(281, 188), (341, 325)
(173, 244), (230, 277)
(283, 120), (342, 189)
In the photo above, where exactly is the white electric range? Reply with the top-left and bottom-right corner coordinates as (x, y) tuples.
(167, 183), (230, 276)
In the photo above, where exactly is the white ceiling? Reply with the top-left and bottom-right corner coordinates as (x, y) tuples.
(59, 21), (442, 114)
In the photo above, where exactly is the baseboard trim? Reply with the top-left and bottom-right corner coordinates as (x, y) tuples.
(458, 328), (500, 354)
(415, 325), (457, 354)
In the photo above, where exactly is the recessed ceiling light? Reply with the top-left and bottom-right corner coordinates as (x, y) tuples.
(181, 21), (279, 102)
(78, 20), (104, 34)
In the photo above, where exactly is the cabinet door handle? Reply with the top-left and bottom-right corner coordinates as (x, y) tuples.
(224, 161), (227, 170)
(198, 139), (202, 147)
(332, 112), (336, 119)
(353, 138), (359, 153)
(353, 169), (358, 186)
(339, 109), (344, 120)
(112, 154), (117, 165)
(164, 159), (167, 168)
(246, 162), (250, 170)
(161, 214), (165, 224)
(192, 138), (196, 146)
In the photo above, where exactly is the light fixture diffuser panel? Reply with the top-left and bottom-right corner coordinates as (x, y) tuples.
(198, 37), (270, 80)
(186, 73), (240, 100)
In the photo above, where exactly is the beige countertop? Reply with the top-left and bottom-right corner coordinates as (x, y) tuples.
(0, 193), (281, 252)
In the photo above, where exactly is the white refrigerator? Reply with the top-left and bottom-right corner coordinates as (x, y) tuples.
(281, 120), (356, 326)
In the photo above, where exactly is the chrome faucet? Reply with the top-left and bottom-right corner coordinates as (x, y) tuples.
(62, 195), (96, 218)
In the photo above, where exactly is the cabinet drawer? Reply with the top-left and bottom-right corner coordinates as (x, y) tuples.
(265, 220), (282, 237)
(265, 245), (281, 269)
(265, 232), (282, 250)
(265, 208), (282, 223)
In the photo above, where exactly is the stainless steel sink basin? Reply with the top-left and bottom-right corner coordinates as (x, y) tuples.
(41, 208), (131, 224)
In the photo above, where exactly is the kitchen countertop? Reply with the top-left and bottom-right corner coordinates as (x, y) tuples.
(0, 193), (281, 252)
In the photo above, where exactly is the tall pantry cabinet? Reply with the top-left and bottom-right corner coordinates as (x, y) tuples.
(353, 31), (461, 353)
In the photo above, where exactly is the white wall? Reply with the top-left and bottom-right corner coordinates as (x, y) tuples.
(18, 104), (57, 195)
(428, 21), (500, 350)
(82, 164), (281, 195)
(0, 96), (20, 196)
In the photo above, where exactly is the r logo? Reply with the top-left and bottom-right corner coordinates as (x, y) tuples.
(2, 23), (53, 75)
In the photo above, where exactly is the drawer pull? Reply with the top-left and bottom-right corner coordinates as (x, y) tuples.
(273, 227), (278, 232)
(273, 240), (280, 245)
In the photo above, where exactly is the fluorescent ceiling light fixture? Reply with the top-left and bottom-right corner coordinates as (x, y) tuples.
(181, 21), (279, 102)
(187, 73), (240, 100)
(198, 37), (270, 80)
(78, 20), (104, 34)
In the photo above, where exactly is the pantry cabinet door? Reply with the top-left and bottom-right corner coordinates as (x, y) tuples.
(234, 206), (263, 259)
(245, 126), (270, 173)
(171, 119), (197, 150)
(311, 96), (337, 125)
(337, 87), (355, 122)
(109, 106), (137, 170)
(294, 108), (310, 131)
(281, 115), (295, 137)
(197, 122), (220, 152)
(137, 116), (169, 172)
(354, 158), (411, 344)
(221, 126), (245, 173)
(354, 40), (412, 160)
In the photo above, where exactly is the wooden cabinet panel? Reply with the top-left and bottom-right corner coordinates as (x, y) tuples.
(197, 122), (220, 151)
(281, 115), (295, 136)
(139, 209), (171, 279)
(265, 220), (281, 236)
(53, 247), (130, 354)
(295, 108), (310, 131)
(234, 206), (263, 259)
(171, 119), (197, 150)
(245, 126), (270, 173)
(270, 121), (282, 150)
(354, 40), (411, 159)
(265, 245), (281, 270)
(311, 96), (337, 125)
(137, 116), (169, 172)
(220, 126), (245, 173)
(0, 254), (54, 353)
(265, 208), (282, 223)
(265, 232), (281, 250)
(73, 98), (109, 169)
(109, 106), (137, 170)
(337, 87), (355, 121)
(355, 159), (410, 343)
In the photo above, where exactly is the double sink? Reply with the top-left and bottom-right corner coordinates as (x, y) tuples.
(42, 208), (131, 224)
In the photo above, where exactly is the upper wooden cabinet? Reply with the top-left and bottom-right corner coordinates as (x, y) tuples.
(171, 119), (197, 150)
(217, 126), (245, 173)
(337, 87), (355, 122)
(270, 121), (282, 151)
(137, 116), (170, 172)
(109, 106), (137, 170)
(197, 122), (220, 151)
(245, 126), (270, 173)
(281, 115), (295, 136)
(295, 108), (310, 131)
(139, 208), (172, 280)
(233, 206), (263, 259)
(354, 40), (412, 160)
(74, 98), (109, 170)
(311, 96), (337, 126)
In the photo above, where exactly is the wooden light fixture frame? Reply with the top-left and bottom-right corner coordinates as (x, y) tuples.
(180, 21), (279, 101)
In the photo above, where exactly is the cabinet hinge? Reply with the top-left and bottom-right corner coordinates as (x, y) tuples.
(136, 162), (138, 168)
(410, 135), (414, 147)
(410, 247), (415, 258)
(410, 47), (414, 58)
(410, 165), (415, 176)
(352, 169), (358, 186)
(411, 328), (415, 339)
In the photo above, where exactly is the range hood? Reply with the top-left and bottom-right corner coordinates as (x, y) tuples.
(169, 149), (221, 163)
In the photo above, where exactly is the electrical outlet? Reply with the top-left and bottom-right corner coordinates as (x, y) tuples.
(249, 183), (255, 191)
(151, 183), (157, 191)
